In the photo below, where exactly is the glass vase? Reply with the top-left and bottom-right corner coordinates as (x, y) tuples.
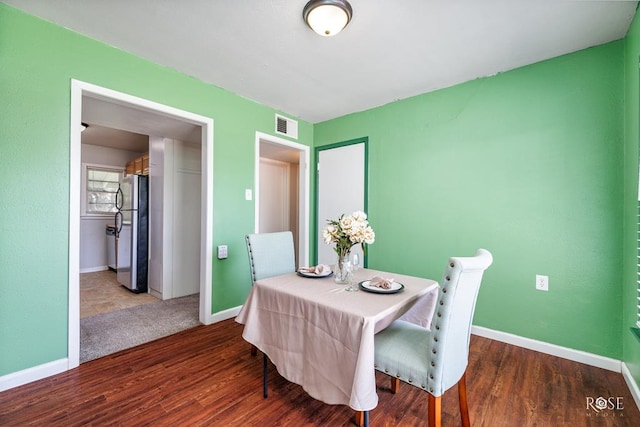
(334, 253), (352, 284)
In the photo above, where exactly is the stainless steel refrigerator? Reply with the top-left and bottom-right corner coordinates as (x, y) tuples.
(115, 174), (149, 293)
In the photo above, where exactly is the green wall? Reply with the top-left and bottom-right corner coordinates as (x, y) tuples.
(0, 4), (312, 376)
(623, 8), (640, 388)
(315, 42), (624, 359)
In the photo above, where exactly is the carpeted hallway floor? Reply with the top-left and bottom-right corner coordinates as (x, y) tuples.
(79, 271), (200, 362)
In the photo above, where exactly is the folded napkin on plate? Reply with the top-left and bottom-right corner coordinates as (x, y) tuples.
(370, 276), (395, 289)
(299, 264), (331, 275)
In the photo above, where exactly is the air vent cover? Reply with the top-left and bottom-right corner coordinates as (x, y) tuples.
(275, 114), (298, 139)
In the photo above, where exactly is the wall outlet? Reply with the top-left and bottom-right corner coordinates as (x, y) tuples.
(536, 274), (549, 291)
(217, 245), (228, 259)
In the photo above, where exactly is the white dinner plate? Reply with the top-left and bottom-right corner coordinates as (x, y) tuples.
(297, 269), (333, 278)
(358, 280), (404, 294)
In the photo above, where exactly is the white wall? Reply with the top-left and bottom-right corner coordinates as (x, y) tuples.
(79, 144), (144, 272)
(258, 157), (300, 266)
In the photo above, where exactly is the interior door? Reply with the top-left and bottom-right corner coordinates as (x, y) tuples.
(316, 141), (366, 266)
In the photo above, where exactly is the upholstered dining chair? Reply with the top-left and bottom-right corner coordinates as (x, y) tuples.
(245, 231), (296, 359)
(373, 248), (493, 427)
(245, 231), (296, 283)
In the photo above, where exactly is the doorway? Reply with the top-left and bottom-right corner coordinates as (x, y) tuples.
(69, 80), (214, 369)
(316, 138), (368, 266)
(254, 131), (310, 268)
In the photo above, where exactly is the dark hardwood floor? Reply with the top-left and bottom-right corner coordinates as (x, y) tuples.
(1, 319), (638, 426)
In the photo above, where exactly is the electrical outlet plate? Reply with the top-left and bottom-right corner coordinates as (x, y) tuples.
(536, 274), (548, 291)
(217, 245), (228, 259)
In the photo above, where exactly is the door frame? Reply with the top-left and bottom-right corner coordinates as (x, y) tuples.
(314, 137), (369, 266)
(254, 131), (310, 267)
(69, 79), (215, 369)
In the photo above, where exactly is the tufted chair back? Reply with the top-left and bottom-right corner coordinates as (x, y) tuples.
(245, 231), (296, 282)
(426, 248), (493, 397)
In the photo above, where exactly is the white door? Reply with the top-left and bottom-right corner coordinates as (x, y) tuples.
(317, 142), (366, 266)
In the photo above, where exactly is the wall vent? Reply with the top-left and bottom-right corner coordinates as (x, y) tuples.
(275, 114), (298, 139)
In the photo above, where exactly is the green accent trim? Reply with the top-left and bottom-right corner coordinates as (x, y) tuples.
(631, 327), (640, 344)
(313, 137), (369, 266)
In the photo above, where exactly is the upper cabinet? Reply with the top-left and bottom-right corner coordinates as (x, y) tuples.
(125, 153), (149, 176)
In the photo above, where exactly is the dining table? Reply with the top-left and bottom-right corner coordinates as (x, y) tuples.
(235, 266), (440, 426)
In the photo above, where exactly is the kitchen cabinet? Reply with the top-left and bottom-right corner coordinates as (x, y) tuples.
(125, 152), (150, 176)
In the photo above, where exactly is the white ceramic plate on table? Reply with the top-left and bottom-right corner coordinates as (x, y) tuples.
(297, 269), (333, 278)
(358, 280), (404, 294)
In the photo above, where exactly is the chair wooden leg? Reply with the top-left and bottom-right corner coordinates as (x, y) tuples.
(428, 394), (442, 427)
(458, 371), (470, 427)
(262, 353), (268, 398)
(251, 344), (258, 357)
(390, 377), (400, 394)
(354, 410), (369, 427)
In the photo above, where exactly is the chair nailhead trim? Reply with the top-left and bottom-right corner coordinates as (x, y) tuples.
(446, 276), (450, 281)
(450, 262), (454, 267)
(385, 369), (389, 373)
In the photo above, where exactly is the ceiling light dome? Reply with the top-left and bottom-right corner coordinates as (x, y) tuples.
(303, 0), (353, 37)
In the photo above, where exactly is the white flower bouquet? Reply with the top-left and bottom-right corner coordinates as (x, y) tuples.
(322, 211), (375, 258)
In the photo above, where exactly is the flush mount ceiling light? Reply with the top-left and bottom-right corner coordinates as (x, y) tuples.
(303, 0), (353, 37)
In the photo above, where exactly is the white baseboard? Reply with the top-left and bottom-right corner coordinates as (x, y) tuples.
(206, 305), (242, 325)
(79, 266), (109, 274)
(622, 362), (640, 411)
(471, 325), (621, 372)
(0, 358), (68, 392)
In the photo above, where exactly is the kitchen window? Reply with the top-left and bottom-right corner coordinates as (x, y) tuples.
(82, 163), (123, 216)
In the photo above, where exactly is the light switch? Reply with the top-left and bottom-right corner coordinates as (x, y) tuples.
(245, 189), (252, 200)
(217, 245), (228, 259)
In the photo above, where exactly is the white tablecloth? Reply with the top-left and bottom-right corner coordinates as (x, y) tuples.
(235, 267), (439, 411)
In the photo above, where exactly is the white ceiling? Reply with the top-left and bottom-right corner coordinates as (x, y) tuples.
(81, 123), (149, 153)
(5, 0), (638, 124)
(81, 94), (202, 150)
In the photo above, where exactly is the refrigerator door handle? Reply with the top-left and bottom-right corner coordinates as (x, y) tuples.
(115, 185), (123, 211)
(115, 211), (123, 237)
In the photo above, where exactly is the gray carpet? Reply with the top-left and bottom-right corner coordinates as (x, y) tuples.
(80, 294), (200, 363)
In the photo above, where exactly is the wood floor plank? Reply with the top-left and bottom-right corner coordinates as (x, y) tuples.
(1, 319), (638, 426)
